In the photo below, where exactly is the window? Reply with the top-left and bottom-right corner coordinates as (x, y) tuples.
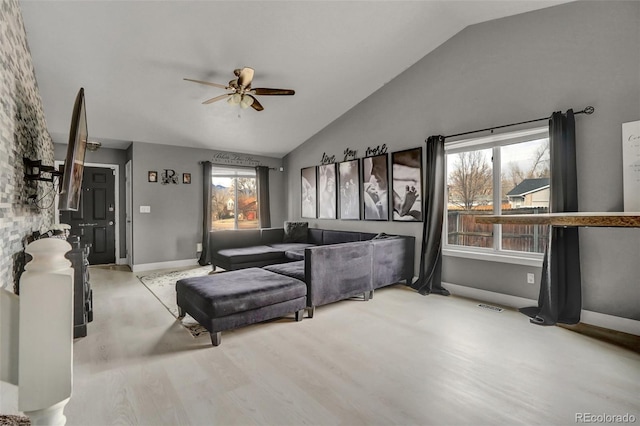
(211, 167), (258, 230)
(444, 127), (550, 260)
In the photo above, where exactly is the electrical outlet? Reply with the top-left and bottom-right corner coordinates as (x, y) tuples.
(527, 273), (535, 284)
(196, 243), (203, 252)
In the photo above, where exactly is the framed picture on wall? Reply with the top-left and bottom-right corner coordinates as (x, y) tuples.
(362, 154), (389, 221)
(318, 163), (337, 219)
(301, 166), (317, 218)
(391, 147), (423, 221)
(183, 173), (191, 184)
(338, 159), (361, 219)
(148, 171), (158, 183)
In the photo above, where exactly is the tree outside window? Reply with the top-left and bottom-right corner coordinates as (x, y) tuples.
(211, 169), (258, 230)
(446, 134), (549, 254)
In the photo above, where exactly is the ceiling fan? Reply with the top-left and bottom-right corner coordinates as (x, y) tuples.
(184, 67), (295, 111)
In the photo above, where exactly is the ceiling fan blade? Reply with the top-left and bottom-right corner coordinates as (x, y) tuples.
(184, 78), (228, 90)
(248, 95), (264, 111)
(252, 88), (295, 96)
(202, 93), (231, 104)
(237, 67), (255, 88)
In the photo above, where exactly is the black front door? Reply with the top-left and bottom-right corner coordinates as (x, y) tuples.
(60, 166), (116, 265)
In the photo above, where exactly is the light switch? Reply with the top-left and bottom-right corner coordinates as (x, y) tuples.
(140, 205), (151, 213)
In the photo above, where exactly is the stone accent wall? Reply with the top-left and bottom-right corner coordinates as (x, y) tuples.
(0, 0), (55, 292)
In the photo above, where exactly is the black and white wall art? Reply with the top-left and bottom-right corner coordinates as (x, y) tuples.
(362, 154), (389, 220)
(338, 159), (360, 219)
(391, 147), (423, 221)
(301, 166), (317, 218)
(318, 163), (337, 219)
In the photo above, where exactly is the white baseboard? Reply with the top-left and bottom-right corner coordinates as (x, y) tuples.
(116, 257), (128, 265)
(443, 282), (640, 336)
(132, 259), (199, 273)
(579, 310), (640, 337)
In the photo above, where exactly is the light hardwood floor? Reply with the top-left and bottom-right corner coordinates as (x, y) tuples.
(64, 266), (640, 426)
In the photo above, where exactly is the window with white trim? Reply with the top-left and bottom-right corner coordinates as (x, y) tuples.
(444, 127), (550, 258)
(211, 166), (258, 230)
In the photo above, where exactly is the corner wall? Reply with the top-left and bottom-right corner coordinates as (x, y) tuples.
(284, 1), (640, 321)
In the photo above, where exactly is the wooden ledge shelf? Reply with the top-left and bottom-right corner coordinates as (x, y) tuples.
(474, 212), (640, 228)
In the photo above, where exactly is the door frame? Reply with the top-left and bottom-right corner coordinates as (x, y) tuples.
(125, 160), (133, 268)
(55, 161), (121, 263)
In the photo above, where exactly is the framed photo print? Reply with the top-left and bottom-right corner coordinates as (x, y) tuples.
(148, 171), (158, 182)
(301, 166), (317, 218)
(182, 173), (191, 184)
(391, 147), (423, 221)
(362, 154), (389, 221)
(318, 163), (337, 219)
(338, 159), (360, 219)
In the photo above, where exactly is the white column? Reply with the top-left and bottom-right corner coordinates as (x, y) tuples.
(18, 238), (74, 426)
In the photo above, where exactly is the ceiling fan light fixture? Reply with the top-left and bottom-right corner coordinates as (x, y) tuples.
(228, 93), (242, 105)
(239, 95), (254, 109)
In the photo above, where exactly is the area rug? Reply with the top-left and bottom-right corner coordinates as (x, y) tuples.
(137, 266), (214, 338)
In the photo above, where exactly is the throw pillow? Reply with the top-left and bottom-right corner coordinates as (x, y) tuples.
(283, 221), (309, 243)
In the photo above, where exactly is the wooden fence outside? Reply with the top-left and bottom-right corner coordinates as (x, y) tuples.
(447, 208), (549, 253)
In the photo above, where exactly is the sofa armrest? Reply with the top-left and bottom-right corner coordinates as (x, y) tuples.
(304, 242), (373, 308)
(370, 236), (415, 289)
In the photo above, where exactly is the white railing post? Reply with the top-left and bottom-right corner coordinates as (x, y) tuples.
(18, 238), (74, 426)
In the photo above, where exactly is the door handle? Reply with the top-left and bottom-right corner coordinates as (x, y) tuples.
(108, 221), (114, 226)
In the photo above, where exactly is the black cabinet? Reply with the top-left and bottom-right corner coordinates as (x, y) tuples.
(66, 236), (93, 338)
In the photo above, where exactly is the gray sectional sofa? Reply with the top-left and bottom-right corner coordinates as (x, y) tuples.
(176, 226), (415, 346)
(208, 226), (415, 315)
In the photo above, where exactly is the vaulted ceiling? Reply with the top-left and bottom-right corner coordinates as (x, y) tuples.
(20, 1), (571, 157)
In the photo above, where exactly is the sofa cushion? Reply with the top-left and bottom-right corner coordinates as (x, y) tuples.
(283, 221), (308, 243)
(176, 268), (306, 317)
(322, 230), (361, 245)
(261, 228), (285, 245)
(268, 243), (315, 260)
(359, 232), (377, 241)
(285, 249), (306, 260)
(308, 228), (324, 245)
(268, 242), (315, 251)
(210, 229), (262, 250)
(263, 261), (305, 282)
(215, 245), (284, 264)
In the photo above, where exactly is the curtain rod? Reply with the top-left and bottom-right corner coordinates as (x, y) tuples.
(437, 106), (594, 141)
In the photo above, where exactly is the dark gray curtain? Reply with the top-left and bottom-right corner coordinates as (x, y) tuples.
(411, 135), (450, 296)
(520, 110), (581, 325)
(198, 161), (213, 266)
(256, 166), (271, 228)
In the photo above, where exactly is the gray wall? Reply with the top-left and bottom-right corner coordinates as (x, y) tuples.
(131, 142), (285, 266)
(284, 1), (640, 320)
(54, 143), (129, 258)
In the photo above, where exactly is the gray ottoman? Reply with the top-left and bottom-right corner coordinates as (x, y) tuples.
(176, 267), (307, 346)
